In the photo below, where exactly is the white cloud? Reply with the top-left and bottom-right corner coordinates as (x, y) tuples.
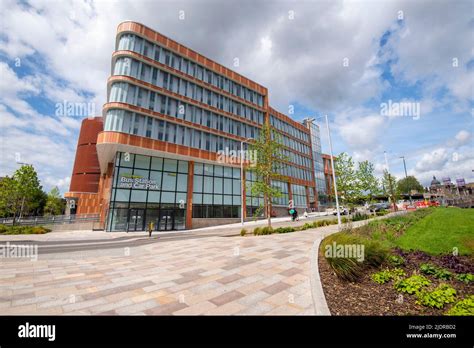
(454, 130), (471, 145)
(0, 0), (472, 193)
(415, 148), (449, 172)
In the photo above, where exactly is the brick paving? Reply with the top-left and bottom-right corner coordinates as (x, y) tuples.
(0, 213), (401, 315)
(0, 227), (332, 315)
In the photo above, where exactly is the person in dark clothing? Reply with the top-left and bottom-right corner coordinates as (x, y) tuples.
(293, 210), (299, 221)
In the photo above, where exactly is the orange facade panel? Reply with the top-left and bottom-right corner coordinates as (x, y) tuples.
(69, 117), (103, 193)
(97, 131), (252, 167)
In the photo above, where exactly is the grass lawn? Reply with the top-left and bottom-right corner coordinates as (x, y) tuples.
(395, 207), (474, 256)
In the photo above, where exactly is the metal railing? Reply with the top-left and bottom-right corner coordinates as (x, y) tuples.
(0, 214), (100, 226)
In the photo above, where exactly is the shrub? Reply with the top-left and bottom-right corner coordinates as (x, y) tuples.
(352, 212), (370, 222)
(445, 295), (474, 316)
(434, 268), (453, 280)
(420, 263), (438, 275)
(388, 254), (405, 267)
(0, 225), (51, 235)
(253, 227), (261, 236)
(240, 229), (247, 236)
(371, 268), (406, 284)
(301, 223), (313, 230)
(420, 263), (453, 280)
(455, 273), (473, 284)
(416, 284), (456, 309)
(395, 274), (431, 294)
(260, 226), (274, 235)
(363, 239), (389, 268)
(274, 226), (296, 234)
(322, 232), (389, 282)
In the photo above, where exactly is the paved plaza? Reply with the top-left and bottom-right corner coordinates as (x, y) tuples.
(0, 215), (389, 315)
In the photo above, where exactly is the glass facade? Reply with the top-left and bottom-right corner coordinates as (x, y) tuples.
(112, 57), (265, 124)
(245, 170), (264, 217)
(107, 152), (188, 231)
(107, 152), (246, 231)
(192, 163), (241, 218)
(117, 33), (265, 107)
(105, 108), (248, 153)
(306, 121), (330, 207)
(291, 184), (307, 208)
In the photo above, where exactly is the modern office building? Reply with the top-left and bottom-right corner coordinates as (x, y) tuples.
(66, 21), (330, 231)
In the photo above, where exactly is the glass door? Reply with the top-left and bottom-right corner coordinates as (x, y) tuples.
(158, 209), (174, 231)
(128, 209), (145, 231)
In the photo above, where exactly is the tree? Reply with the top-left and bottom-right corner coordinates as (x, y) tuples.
(0, 165), (43, 223)
(0, 177), (21, 218)
(248, 123), (289, 228)
(397, 176), (423, 196)
(356, 160), (380, 203)
(44, 187), (64, 216)
(334, 152), (359, 205)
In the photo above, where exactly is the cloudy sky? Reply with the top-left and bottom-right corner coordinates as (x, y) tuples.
(0, 0), (473, 193)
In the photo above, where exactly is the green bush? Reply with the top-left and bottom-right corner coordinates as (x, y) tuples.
(240, 229), (247, 236)
(352, 212), (370, 222)
(371, 268), (406, 284)
(455, 273), (474, 284)
(253, 227), (261, 236)
(420, 263), (437, 275)
(416, 284), (456, 309)
(260, 226), (274, 235)
(274, 226), (296, 234)
(395, 274), (431, 294)
(420, 263), (452, 280)
(434, 268), (453, 280)
(445, 295), (474, 316)
(301, 223), (313, 230)
(0, 225), (51, 235)
(376, 210), (389, 216)
(363, 239), (389, 268)
(322, 232), (389, 282)
(388, 254), (405, 267)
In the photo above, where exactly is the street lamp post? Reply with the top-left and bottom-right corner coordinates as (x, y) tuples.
(384, 152), (398, 211)
(400, 156), (413, 205)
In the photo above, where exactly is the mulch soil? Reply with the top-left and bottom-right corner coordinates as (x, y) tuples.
(319, 248), (474, 315)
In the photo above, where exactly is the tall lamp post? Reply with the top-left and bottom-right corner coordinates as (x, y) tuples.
(384, 151), (398, 211)
(400, 156), (413, 205)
